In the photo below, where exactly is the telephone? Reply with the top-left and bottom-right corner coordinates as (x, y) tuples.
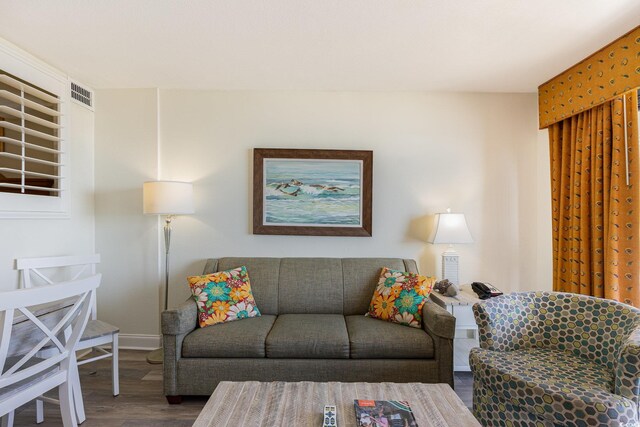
(471, 282), (503, 300)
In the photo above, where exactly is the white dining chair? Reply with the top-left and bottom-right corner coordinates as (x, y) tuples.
(0, 274), (100, 427)
(15, 255), (119, 423)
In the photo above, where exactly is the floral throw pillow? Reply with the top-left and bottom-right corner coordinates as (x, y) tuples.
(366, 267), (435, 328)
(187, 266), (261, 328)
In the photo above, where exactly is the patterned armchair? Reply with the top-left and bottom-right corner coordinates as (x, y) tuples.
(470, 292), (640, 427)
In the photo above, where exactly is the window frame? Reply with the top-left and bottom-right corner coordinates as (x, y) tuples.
(0, 41), (69, 219)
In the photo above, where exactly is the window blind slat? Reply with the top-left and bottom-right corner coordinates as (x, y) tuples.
(0, 152), (62, 167)
(0, 106), (61, 129)
(0, 137), (62, 155)
(0, 168), (63, 180)
(0, 75), (58, 104)
(0, 90), (61, 117)
(0, 122), (60, 143)
(0, 183), (62, 193)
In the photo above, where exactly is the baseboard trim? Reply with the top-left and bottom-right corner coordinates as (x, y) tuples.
(119, 334), (161, 350)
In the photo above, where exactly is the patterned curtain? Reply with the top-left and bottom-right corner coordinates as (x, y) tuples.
(549, 91), (639, 306)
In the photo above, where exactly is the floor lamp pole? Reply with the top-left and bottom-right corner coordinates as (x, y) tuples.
(147, 215), (173, 364)
(163, 216), (172, 311)
(143, 180), (194, 365)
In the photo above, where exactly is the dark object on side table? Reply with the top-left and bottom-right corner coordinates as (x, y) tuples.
(471, 282), (502, 299)
(434, 279), (458, 297)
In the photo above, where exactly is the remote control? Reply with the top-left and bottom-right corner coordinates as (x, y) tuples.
(323, 404), (337, 427)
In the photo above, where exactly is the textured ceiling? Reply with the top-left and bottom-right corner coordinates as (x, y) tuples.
(0, 0), (638, 92)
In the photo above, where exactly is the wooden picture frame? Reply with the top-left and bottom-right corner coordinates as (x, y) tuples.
(253, 148), (372, 236)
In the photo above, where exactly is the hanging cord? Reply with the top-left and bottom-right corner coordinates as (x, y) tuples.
(623, 94), (630, 186)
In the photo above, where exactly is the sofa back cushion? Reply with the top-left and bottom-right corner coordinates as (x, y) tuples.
(203, 257), (420, 316)
(278, 258), (344, 314)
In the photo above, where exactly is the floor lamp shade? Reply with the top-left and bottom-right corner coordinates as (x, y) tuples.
(143, 181), (194, 215)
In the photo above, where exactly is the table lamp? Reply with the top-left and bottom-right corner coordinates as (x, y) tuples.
(143, 180), (194, 364)
(427, 208), (473, 285)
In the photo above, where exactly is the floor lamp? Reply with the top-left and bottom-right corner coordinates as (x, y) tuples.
(143, 180), (194, 364)
(427, 208), (473, 285)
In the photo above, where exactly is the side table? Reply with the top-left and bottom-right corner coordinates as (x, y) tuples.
(430, 285), (481, 371)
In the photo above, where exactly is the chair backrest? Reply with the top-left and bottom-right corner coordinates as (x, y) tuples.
(0, 275), (100, 395)
(480, 291), (640, 369)
(535, 292), (640, 369)
(15, 255), (101, 319)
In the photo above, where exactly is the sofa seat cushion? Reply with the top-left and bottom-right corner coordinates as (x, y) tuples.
(345, 315), (434, 359)
(182, 315), (276, 358)
(266, 314), (349, 359)
(470, 347), (638, 426)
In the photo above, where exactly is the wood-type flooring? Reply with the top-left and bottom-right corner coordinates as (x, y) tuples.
(11, 350), (473, 426)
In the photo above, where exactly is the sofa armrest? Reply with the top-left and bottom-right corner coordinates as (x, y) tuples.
(615, 328), (640, 403)
(161, 298), (198, 336)
(422, 300), (455, 339)
(422, 300), (455, 387)
(162, 298), (197, 397)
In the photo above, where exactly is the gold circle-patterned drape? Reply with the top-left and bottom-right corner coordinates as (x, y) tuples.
(549, 91), (639, 307)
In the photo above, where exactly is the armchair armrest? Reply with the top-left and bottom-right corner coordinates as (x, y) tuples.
(615, 328), (640, 403)
(473, 293), (541, 352)
(422, 300), (455, 339)
(161, 298), (198, 336)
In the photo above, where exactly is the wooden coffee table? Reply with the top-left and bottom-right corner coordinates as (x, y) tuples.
(193, 381), (480, 426)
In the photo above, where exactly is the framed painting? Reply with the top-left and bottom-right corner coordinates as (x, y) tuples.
(253, 148), (372, 236)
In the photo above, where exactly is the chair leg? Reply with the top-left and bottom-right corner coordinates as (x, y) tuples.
(59, 381), (78, 427)
(36, 399), (44, 423)
(70, 358), (86, 424)
(112, 334), (120, 396)
(1, 411), (15, 427)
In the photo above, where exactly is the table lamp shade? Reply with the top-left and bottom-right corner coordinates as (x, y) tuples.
(428, 212), (473, 244)
(143, 181), (194, 215)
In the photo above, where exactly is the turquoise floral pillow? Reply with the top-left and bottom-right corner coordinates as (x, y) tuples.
(366, 267), (435, 328)
(187, 266), (261, 327)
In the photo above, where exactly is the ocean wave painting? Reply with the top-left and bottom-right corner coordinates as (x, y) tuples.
(263, 159), (362, 226)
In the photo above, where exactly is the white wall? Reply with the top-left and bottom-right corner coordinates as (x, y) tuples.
(95, 89), (552, 340)
(94, 89), (160, 343)
(532, 128), (552, 292)
(0, 102), (96, 290)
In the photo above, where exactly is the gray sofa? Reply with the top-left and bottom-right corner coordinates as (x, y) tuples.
(161, 257), (456, 402)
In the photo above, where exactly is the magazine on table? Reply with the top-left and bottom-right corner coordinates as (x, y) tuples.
(353, 400), (418, 427)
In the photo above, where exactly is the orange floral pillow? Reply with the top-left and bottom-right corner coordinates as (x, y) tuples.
(366, 267), (435, 328)
(187, 266), (261, 328)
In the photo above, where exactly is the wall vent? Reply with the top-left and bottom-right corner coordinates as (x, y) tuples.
(70, 81), (94, 111)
